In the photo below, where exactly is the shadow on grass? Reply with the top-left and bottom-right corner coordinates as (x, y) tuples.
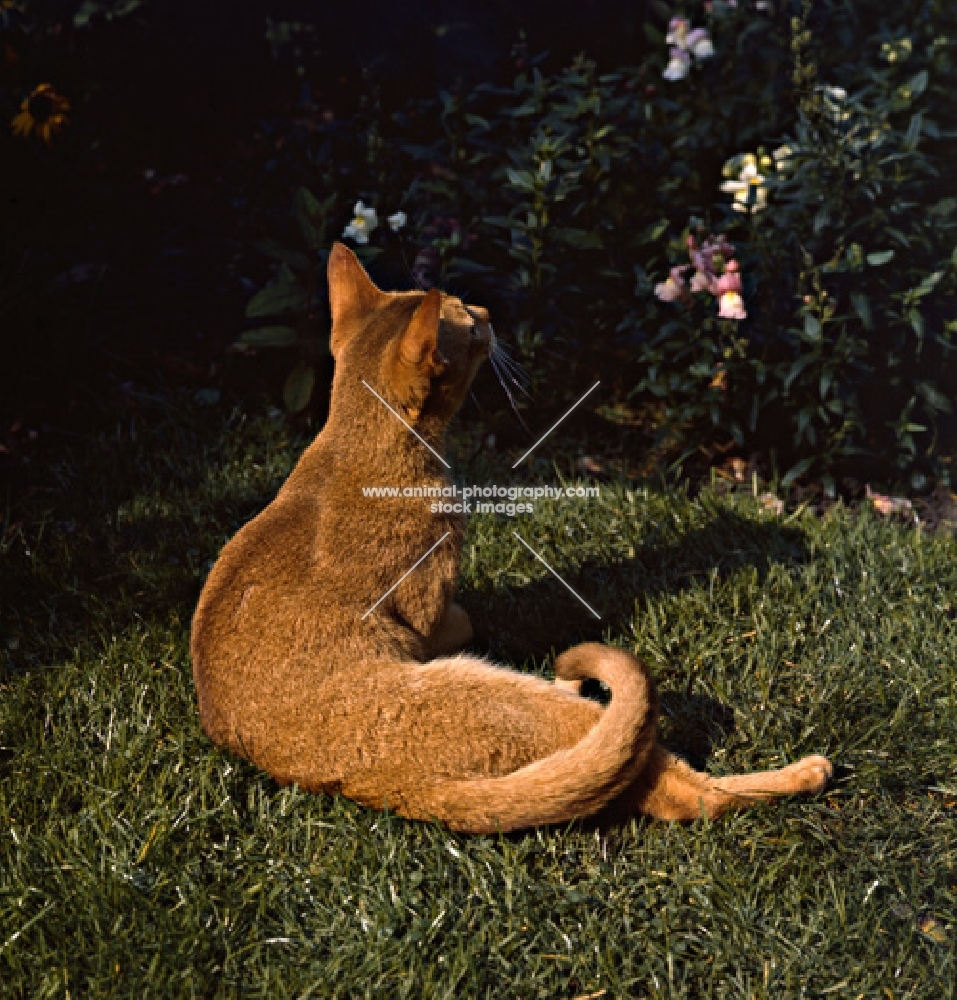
(459, 509), (808, 768)
(462, 509), (807, 660)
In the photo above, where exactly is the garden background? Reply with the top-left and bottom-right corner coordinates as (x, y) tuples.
(1, 1), (955, 996)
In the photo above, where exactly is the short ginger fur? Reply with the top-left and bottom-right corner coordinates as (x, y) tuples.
(190, 243), (832, 833)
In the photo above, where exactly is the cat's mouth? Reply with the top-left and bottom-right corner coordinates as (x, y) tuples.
(464, 306), (494, 356)
(462, 304), (531, 427)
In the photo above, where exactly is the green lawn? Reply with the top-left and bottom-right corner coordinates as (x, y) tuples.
(1, 393), (955, 998)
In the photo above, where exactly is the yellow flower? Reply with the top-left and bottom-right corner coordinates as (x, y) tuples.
(10, 83), (70, 142)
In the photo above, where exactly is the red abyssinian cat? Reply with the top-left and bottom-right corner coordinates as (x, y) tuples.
(190, 243), (832, 832)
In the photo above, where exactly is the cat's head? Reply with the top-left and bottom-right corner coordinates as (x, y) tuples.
(327, 242), (492, 424)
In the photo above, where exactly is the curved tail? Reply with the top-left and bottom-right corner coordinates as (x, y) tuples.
(411, 643), (659, 833)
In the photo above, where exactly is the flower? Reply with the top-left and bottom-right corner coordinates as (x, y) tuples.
(655, 265), (690, 303)
(772, 144), (794, 171)
(10, 82), (70, 142)
(663, 18), (715, 80)
(817, 84), (852, 123)
(665, 17), (690, 45)
(759, 492), (783, 515)
(866, 485), (913, 518)
(715, 259), (743, 294)
(654, 232), (747, 320)
(342, 201), (378, 243)
(718, 290), (747, 320)
(685, 28), (714, 60)
(720, 154), (769, 213)
(387, 211), (407, 231)
(663, 47), (692, 82)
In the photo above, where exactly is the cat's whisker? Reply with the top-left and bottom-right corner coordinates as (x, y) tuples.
(490, 338), (532, 382)
(489, 352), (532, 433)
(491, 347), (533, 398)
(494, 352), (532, 394)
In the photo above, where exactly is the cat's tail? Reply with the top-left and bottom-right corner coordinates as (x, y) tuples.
(416, 643), (658, 833)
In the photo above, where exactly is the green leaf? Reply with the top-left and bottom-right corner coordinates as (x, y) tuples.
(904, 112), (923, 150)
(850, 292), (873, 330)
(913, 271), (944, 297)
(295, 187), (330, 249)
(916, 381), (951, 413)
(284, 363), (315, 413)
(255, 239), (311, 271)
(641, 219), (669, 244)
(296, 186), (321, 217)
(803, 313), (822, 342)
(506, 168), (535, 192)
(236, 326), (299, 348)
(908, 308), (925, 338)
(781, 456), (815, 489)
(908, 69), (929, 97)
(246, 268), (309, 319)
(552, 227), (603, 249)
(866, 250), (895, 266)
(784, 354), (815, 393)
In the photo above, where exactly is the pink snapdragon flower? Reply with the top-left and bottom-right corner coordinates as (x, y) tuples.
(685, 28), (715, 60)
(715, 260), (743, 295)
(654, 265), (691, 303)
(655, 233), (747, 320)
(718, 291), (747, 319)
(663, 15), (715, 81)
(663, 48), (692, 81)
(665, 17), (691, 45)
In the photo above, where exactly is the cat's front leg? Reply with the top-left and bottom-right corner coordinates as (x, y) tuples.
(423, 601), (473, 658)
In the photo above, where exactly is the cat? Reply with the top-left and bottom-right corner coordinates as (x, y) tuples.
(190, 242), (832, 833)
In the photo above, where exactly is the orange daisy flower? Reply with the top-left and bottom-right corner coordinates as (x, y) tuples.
(11, 83), (70, 142)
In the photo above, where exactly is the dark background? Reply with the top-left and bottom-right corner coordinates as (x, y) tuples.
(0, 1), (648, 436)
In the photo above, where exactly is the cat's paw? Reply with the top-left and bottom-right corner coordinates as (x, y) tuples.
(786, 754), (834, 793)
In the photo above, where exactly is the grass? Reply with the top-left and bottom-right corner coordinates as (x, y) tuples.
(1, 391), (955, 998)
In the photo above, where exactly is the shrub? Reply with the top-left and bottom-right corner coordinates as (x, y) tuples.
(246, 0), (957, 486)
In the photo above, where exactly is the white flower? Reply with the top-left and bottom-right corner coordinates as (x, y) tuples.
(685, 28), (714, 60)
(720, 155), (769, 213)
(663, 20), (714, 80)
(387, 211), (407, 231)
(772, 144), (794, 168)
(342, 201), (378, 243)
(817, 84), (852, 123)
(655, 275), (686, 302)
(718, 290), (747, 320)
(663, 47), (692, 81)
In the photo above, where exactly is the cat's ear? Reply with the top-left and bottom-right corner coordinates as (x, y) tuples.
(399, 289), (443, 370)
(327, 242), (384, 351)
(394, 290), (444, 420)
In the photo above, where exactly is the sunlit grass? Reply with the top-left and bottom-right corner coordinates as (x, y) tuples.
(1, 393), (954, 997)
